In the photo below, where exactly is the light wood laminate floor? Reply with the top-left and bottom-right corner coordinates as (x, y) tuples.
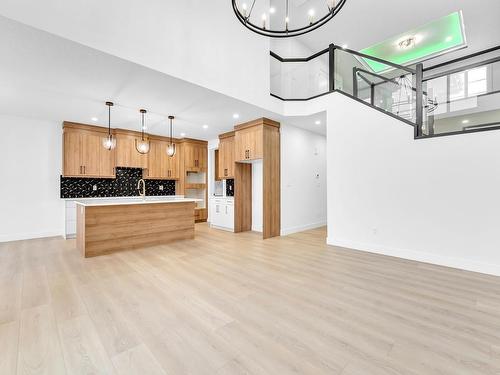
(1, 224), (499, 375)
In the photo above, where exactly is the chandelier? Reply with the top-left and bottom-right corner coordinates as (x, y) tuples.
(232, 0), (347, 38)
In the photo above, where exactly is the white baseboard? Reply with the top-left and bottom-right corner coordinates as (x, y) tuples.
(0, 231), (64, 243)
(281, 221), (327, 236)
(327, 237), (500, 277)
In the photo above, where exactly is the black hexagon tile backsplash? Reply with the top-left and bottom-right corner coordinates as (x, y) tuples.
(60, 167), (176, 198)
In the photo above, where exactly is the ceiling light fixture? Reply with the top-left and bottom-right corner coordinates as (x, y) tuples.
(315, 120), (321, 125)
(233, 113), (240, 119)
(91, 117), (98, 122)
(232, 0), (347, 38)
(180, 132), (186, 137)
(102, 101), (116, 150)
(135, 109), (150, 154)
(398, 36), (416, 50)
(166, 116), (176, 157)
(203, 124), (209, 129)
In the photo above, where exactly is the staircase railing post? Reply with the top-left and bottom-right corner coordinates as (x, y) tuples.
(329, 44), (336, 92)
(352, 67), (358, 97)
(415, 63), (424, 138)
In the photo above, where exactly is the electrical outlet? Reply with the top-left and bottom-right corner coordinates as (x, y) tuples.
(92, 185), (97, 191)
(159, 185), (164, 191)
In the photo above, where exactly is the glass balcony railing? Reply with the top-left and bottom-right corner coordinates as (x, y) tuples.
(270, 45), (422, 130)
(270, 43), (500, 139)
(422, 57), (500, 136)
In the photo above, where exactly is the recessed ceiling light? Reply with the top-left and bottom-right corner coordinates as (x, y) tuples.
(203, 124), (209, 129)
(462, 119), (470, 124)
(233, 113), (240, 119)
(315, 120), (321, 125)
(269, 7), (276, 14)
(445, 36), (453, 42)
(91, 117), (98, 122)
(180, 132), (186, 137)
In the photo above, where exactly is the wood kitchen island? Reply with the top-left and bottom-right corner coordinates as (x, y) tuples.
(76, 198), (199, 257)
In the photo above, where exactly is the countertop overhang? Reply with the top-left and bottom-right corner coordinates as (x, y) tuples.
(75, 197), (202, 207)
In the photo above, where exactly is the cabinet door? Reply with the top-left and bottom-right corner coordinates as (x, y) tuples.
(63, 131), (83, 176)
(167, 151), (180, 179)
(223, 137), (235, 178)
(81, 132), (101, 176)
(234, 130), (248, 162)
(196, 144), (207, 171)
(146, 140), (163, 179)
(100, 146), (115, 177)
(116, 134), (148, 169)
(183, 143), (196, 170)
(225, 202), (234, 230)
(235, 126), (263, 161)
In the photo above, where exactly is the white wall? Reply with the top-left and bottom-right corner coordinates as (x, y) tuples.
(0, 0), (279, 113)
(280, 124), (327, 235)
(324, 92), (500, 276)
(0, 115), (64, 241)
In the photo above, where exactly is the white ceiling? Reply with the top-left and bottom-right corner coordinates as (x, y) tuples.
(0, 15), (325, 138)
(294, 0), (500, 65)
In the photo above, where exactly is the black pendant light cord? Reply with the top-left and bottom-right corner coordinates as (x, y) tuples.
(170, 117), (173, 145)
(106, 101), (113, 137)
(141, 110), (145, 141)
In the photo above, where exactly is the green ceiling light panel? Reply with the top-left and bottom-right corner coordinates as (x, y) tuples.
(360, 11), (466, 72)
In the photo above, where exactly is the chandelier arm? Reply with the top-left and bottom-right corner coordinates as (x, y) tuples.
(247, 0), (257, 21)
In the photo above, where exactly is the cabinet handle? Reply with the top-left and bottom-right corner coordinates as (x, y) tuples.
(83, 166), (86, 174)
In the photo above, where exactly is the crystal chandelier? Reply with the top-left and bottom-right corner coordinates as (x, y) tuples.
(232, 0), (347, 38)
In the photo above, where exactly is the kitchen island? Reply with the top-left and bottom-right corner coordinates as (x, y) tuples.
(76, 197), (200, 257)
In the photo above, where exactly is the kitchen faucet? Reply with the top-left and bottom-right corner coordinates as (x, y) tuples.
(137, 178), (146, 198)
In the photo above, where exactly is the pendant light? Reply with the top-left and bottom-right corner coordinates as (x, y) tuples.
(135, 109), (150, 154)
(102, 101), (116, 150)
(166, 115), (176, 157)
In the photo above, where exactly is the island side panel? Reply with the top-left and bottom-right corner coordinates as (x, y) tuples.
(76, 204), (86, 256)
(83, 202), (196, 257)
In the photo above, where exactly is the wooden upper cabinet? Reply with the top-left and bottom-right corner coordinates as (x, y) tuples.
(62, 124), (115, 178)
(115, 132), (148, 169)
(234, 123), (264, 161)
(218, 132), (235, 179)
(63, 130), (82, 176)
(183, 141), (207, 172)
(145, 139), (180, 180)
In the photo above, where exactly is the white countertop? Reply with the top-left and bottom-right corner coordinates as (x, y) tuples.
(75, 196), (202, 207)
(63, 195), (185, 201)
